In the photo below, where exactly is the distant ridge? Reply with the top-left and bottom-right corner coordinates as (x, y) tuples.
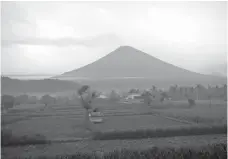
(1, 76), (81, 95)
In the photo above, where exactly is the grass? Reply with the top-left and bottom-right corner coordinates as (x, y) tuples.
(150, 100), (227, 124)
(18, 143), (227, 159)
(92, 125), (227, 140)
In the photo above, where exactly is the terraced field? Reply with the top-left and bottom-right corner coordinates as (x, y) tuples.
(3, 101), (197, 140)
(3, 100), (226, 140)
(2, 99), (227, 159)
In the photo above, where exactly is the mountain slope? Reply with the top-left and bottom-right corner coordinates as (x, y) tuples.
(60, 46), (218, 78)
(56, 46), (226, 90)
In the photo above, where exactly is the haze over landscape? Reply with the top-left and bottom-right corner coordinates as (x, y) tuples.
(1, 2), (228, 158)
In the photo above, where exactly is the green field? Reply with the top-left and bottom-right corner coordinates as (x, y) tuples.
(2, 99), (226, 139)
(150, 100), (227, 125)
(2, 99), (227, 158)
(3, 104), (191, 140)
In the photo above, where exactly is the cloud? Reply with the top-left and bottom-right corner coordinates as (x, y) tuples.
(2, 34), (123, 48)
(1, 1), (227, 75)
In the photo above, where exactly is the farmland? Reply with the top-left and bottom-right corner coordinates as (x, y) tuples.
(3, 101), (193, 139)
(150, 100), (227, 125)
(2, 99), (227, 158)
(2, 99), (227, 138)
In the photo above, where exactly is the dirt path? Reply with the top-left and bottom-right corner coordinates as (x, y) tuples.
(2, 134), (226, 159)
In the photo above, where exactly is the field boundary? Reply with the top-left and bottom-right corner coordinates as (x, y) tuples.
(151, 112), (199, 125)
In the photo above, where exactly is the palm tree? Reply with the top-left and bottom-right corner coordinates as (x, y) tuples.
(195, 84), (200, 101)
(78, 85), (96, 131)
(142, 91), (152, 106)
(152, 85), (157, 91)
(207, 84), (212, 107)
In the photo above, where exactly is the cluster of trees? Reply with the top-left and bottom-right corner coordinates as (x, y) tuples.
(109, 90), (121, 101)
(167, 84), (227, 101)
(1, 94), (39, 110)
(1, 84), (226, 110)
(112, 84), (227, 106)
(1, 94), (82, 110)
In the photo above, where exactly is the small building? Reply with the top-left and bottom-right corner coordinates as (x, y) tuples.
(125, 94), (144, 103)
(97, 94), (108, 99)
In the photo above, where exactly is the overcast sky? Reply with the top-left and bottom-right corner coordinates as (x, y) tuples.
(1, 1), (227, 76)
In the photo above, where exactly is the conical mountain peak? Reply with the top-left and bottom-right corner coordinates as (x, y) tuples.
(58, 46), (225, 86)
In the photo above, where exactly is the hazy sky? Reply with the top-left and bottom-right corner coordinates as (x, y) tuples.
(1, 1), (227, 76)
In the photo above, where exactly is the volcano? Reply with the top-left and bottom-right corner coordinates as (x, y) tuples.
(56, 46), (226, 90)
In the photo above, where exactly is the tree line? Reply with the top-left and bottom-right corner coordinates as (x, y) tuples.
(1, 84), (226, 110)
(1, 94), (81, 110)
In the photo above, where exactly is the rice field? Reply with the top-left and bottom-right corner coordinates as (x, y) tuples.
(2, 99), (226, 140)
(150, 100), (227, 125)
(2, 99), (227, 159)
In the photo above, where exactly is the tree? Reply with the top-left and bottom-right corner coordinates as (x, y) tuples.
(184, 93), (195, 108)
(109, 90), (120, 101)
(78, 85), (96, 110)
(207, 85), (212, 107)
(160, 92), (169, 103)
(1, 95), (15, 110)
(195, 84), (200, 100)
(15, 94), (29, 105)
(77, 85), (96, 131)
(129, 88), (139, 94)
(188, 99), (195, 108)
(56, 96), (70, 105)
(40, 95), (56, 107)
(27, 96), (38, 104)
(152, 85), (157, 91)
(142, 91), (152, 106)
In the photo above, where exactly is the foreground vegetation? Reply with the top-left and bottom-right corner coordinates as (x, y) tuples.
(2, 124), (226, 147)
(14, 143), (227, 159)
(93, 125), (227, 140)
(1, 129), (49, 146)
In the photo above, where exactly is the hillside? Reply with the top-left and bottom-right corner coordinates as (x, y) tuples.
(55, 46), (226, 90)
(1, 77), (81, 95)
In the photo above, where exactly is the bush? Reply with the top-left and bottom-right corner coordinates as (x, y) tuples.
(1, 128), (49, 146)
(188, 99), (195, 107)
(15, 94), (29, 105)
(40, 94), (56, 106)
(92, 125), (227, 140)
(27, 96), (38, 104)
(1, 94), (15, 109)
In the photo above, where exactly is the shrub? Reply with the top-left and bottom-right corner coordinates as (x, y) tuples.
(1, 128), (49, 146)
(27, 96), (38, 104)
(40, 94), (56, 106)
(92, 125), (227, 140)
(1, 94), (15, 109)
(15, 94), (29, 105)
(188, 99), (195, 107)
